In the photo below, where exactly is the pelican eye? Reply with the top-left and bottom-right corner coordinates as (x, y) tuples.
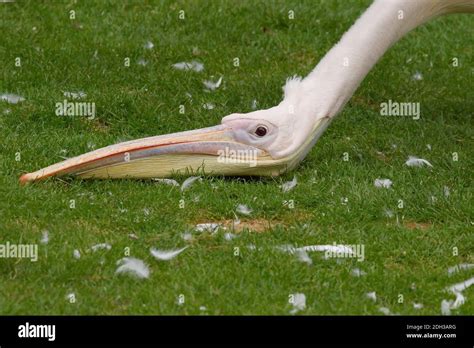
(254, 126), (268, 137)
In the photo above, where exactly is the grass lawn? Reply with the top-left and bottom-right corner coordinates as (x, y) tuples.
(0, 0), (472, 315)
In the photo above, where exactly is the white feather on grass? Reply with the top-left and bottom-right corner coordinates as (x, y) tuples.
(194, 223), (220, 234)
(90, 243), (112, 252)
(378, 307), (391, 315)
(289, 293), (306, 314)
(440, 276), (474, 314)
(298, 245), (354, 255)
(277, 244), (354, 263)
(73, 249), (81, 259)
(172, 61), (204, 72)
(412, 71), (423, 81)
(150, 246), (188, 261)
(203, 76), (223, 91)
(1, 93), (25, 104)
(405, 156), (433, 167)
(182, 232), (193, 241)
(295, 249), (312, 265)
(144, 41), (154, 49)
(224, 232), (237, 241)
(153, 178), (179, 187)
(280, 176), (297, 192)
(115, 257), (150, 279)
(181, 176), (202, 191)
(202, 103), (215, 110)
(351, 268), (367, 277)
(413, 303), (423, 309)
(366, 292), (377, 302)
(443, 186), (450, 198)
(251, 99), (258, 110)
(441, 299), (453, 315)
(236, 204), (252, 216)
(63, 91), (86, 99)
(448, 276), (474, 309)
(137, 58), (148, 66)
(40, 230), (49, 244)
(374, 178), (392, 188)
(448, 263), (474, 276)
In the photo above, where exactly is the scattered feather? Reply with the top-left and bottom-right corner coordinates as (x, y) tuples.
(66, 293), (75, 302)
(289, 293), (306, 314)
(448, 263), (474, 276)
(63, 91), (86, 99)
(384, 209), (394, 218)
(144, 41), (154, 49)
(351, 268), (367, 277)
(202, 102), (215, 110)
(378, 307), (391, 315)
(280, 176), (297, 192)
(278, 244), (355, 262)
(443, 186), (450, 198)
(181, 176), (202, 191)
(298, 244), (354, 255)
(153, 178), (179, 187)
(413, 303), (423, 309)
(447, 276), (474, 309)
(251, 99), (258, 110)
(40, 230), (49, 244)
(137, 58), (148, 66)
(441, 299), (452, 315)
(374, 178), (392, 188)
(115, 257), (150, 279)
(236, 204), (252, 216)
(247, 244), (257, 251)
(73, 249), (81, 259)
(182, 232), (193, 241)
(203, 76), (223, 90)
(412, 71), (423, 81)
(91, 243), (112, 252)
(1, 93), (25, 104)
(172, 61), (204, 72)
(366, 292), (377, 302)
(199, 306), (207, 311)
(405, 156), (433, 167)
(295, 249), (312, 265)
(150, 246), (188, 261)
(195, 223), (220, 234)
(224, 232), (237, 241)
(426, 144), (432, 151)
(87, 141), (96, 150)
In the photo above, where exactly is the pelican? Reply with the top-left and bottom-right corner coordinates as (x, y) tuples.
(20, 0), (473, 184)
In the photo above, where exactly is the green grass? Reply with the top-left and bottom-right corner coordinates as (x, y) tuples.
(0, 0), (473, 315)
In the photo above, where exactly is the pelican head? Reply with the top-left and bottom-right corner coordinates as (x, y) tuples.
(20, 77), (331, 184)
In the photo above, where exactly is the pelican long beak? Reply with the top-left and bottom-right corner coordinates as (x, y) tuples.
(19, 125), (284, 184)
